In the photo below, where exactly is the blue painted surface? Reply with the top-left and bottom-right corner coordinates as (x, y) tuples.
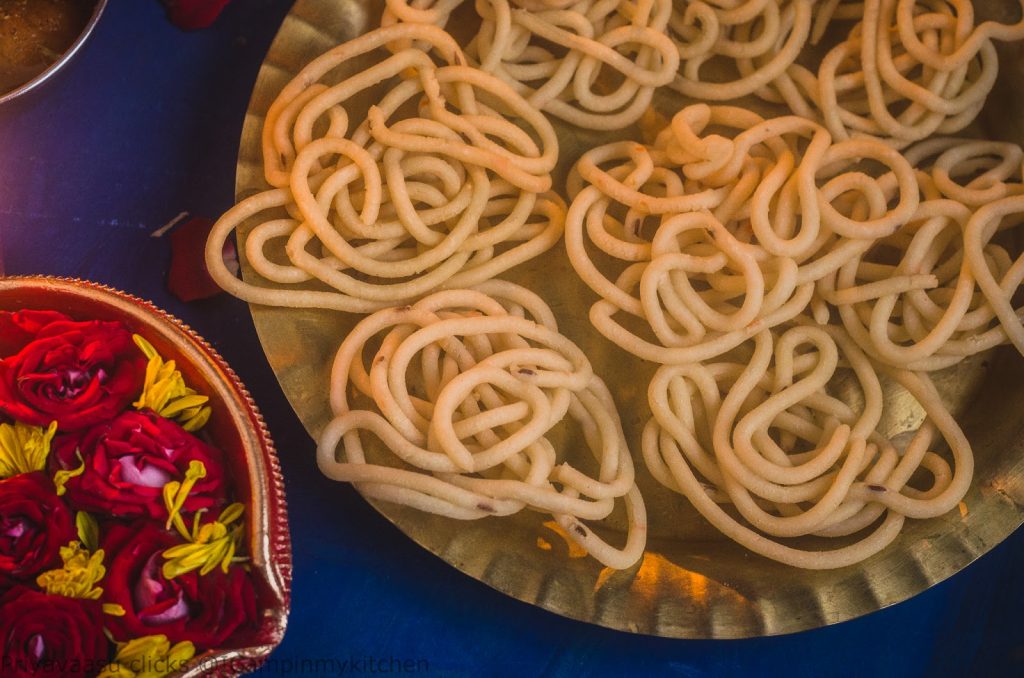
(1, 2), (1022, 676)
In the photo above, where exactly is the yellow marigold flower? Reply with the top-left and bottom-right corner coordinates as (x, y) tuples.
(97, 635), (196, 678)
(133, 335), (212, 432)
(162, 502), (246, 579)
(0, 420), (57, 478)
(36, 541), (106, 600)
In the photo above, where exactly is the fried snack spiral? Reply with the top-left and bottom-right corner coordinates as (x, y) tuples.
(642, 324), (972, 568)
(776, 0), (1024, 147)
(206, 24), (565, 313)
(316, 282), (647, 569)
(382, 0), (464, 31)
(465, 0), (679, 129)
(564, 103), (920, 364)
(817, 139), (1024, 370)
(382, 0), (680, 129)
(668, 0), (816, 106)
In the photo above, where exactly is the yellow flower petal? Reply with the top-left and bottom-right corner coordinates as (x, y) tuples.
(76, 511), (99, 553)
(162, 461), (207, 531)
(218, 502), (245, 525)
(0, 421), (57, 478)
(53, 449), (86, 496)
(160, 543), (197, 559)
(161, 395), (209, 417)
(181, 407), (212, 432)
(133, 335), (160, 360)
(221, 539), (237, 574)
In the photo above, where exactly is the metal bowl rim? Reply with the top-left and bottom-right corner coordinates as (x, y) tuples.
(0, 0), (110, 106)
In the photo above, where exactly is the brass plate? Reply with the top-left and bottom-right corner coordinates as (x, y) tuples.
(235, 0), (1024, 638)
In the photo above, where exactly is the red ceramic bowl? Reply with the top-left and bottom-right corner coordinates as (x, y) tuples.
(0, 276), (291, 677)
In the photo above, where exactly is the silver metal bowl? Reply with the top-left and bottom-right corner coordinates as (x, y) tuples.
(0, 0), (108, 105)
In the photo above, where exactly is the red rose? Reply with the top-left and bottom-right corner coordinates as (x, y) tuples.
(0, 318), (146, 431)
(166, 0), (232, 30)
(0, 587), (109, 678)
(0, 472), (77, 588)
(52, 410), (226, 520)
(0, 310), (71, 357)
(101, 523), (256, 649)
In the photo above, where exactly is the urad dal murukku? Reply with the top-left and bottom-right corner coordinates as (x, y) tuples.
(383, 0), (681, 130)
(642, 324), (973, 568)
(467, 0), (680, 129)
(668, 0), (815, 107)
(566, 104), (1024, 375)
(316, 282), (647, 569)
(776, 0), (1024, 147)
(817, 139), (1024, 370)
(206, 24), (564, 313)
(564, 103), (923, 364)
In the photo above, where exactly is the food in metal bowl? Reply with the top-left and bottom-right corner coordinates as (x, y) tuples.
(0, 0), (95, 93)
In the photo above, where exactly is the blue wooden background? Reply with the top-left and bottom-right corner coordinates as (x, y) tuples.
(1, 1), (1022, 676)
